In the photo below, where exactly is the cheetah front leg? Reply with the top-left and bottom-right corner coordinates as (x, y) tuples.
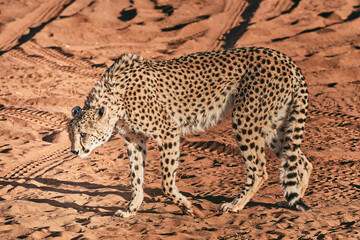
(115, 132), (147, 218)
(156, 131), (196, 216)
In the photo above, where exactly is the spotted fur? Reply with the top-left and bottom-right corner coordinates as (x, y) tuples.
(68, 47), (312, 217)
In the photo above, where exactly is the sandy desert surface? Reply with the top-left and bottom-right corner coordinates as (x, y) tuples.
(0, 0), (359, 239)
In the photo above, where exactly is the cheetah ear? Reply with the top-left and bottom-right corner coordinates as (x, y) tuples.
(98, 107), (106, 119)
(72, 106), (82, 117)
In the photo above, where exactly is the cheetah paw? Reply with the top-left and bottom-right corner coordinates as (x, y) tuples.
(179, 205), (205, 218)
(219, 202), (240, 213)
(114, 209), (136, 218)
(180, 205), (195, 217)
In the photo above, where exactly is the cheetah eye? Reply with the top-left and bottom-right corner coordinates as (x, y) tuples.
(80, 132), (87, 138)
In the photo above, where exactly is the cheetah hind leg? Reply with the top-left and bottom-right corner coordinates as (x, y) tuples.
(219, 98), (269, 213)
(220, 135), (268, 213)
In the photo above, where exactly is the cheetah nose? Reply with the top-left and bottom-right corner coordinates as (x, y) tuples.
(71, 149), (79, 155)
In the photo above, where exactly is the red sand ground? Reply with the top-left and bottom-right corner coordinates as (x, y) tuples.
(0, 0), (359, 239)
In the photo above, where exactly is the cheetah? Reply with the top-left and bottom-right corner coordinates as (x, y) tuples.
(69, 47), (312, 217)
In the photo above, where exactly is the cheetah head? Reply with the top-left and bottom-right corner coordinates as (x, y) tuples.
(68, 106), (114, 157)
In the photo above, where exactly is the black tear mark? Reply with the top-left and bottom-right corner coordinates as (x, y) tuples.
(118, 8), (137, 21)
(222, 0), (263, 49)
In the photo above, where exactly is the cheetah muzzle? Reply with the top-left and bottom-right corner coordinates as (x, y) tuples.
(68, 47), (312, 217)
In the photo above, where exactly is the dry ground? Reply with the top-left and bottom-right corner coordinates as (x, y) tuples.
(0, 0), (359, 239)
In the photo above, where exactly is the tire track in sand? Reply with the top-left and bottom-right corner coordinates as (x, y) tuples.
(1, 147), (75, 180)
(9, 47), (104, 79)
(0, 104), (74, 183)
(0, 0), (74, 54)
(208, 0), (249, 51)
(26, 41), (96, 69)
(0, 104), (68, 132)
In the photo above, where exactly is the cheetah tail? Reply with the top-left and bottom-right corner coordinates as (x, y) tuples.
(280, 76), (313, 211)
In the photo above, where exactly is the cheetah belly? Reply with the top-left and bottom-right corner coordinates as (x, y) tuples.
(172, 92), (236, 135)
